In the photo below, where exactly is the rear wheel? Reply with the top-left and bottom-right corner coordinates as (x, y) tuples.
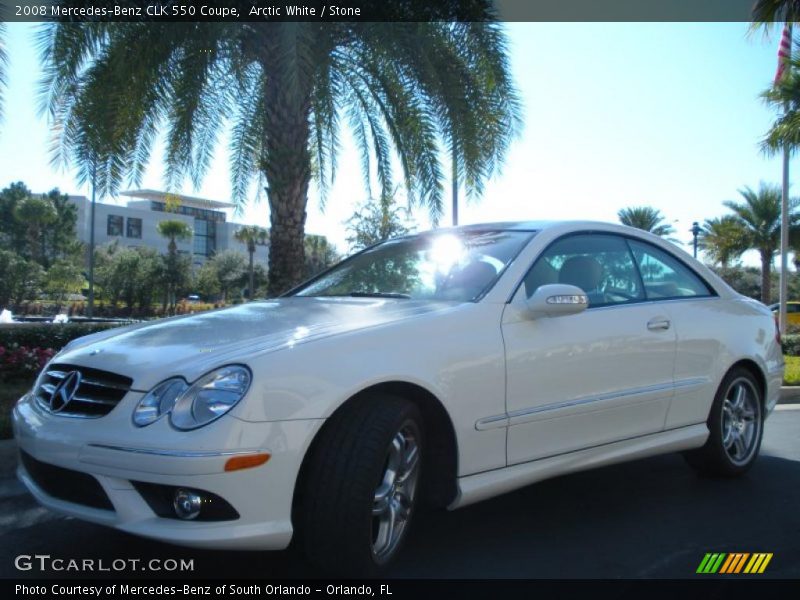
(296, 395), (423, 574)
(684, 368), (763, 476)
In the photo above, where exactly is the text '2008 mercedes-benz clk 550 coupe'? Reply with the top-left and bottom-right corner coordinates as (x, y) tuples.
(13, 220), (783, 574)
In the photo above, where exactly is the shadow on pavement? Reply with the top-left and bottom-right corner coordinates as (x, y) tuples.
(1, 450), (798, 579)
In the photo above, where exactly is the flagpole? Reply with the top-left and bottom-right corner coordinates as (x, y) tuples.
(781, 124), (790, 335)
(780, 23), (793, 336)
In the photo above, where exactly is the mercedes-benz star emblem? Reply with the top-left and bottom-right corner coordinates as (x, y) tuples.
(49, 371), (82, 412)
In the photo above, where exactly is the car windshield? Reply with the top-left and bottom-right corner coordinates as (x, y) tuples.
(292, 230), (535, 302)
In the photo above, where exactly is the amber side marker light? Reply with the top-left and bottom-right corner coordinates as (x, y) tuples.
(225, 453), (271, 472)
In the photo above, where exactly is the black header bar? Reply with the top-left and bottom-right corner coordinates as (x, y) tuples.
(1, 0), (764, 23)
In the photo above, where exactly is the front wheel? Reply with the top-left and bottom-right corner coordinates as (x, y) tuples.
(296, 395), (423, 575)
(684, 368), (764, 476)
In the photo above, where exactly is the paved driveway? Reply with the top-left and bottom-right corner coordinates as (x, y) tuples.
(1, 408), (799, 579)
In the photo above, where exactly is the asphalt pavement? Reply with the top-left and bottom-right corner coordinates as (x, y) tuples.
(0, 407), (798, 579)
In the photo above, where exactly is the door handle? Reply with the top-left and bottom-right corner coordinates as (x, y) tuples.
(647, 318), (671, 331)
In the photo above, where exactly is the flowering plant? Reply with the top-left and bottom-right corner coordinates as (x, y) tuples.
(0, 344), (55, 381)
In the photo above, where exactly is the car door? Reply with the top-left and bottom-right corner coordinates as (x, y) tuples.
(502, 232), (677, 465)
(626, 239), (722, 429)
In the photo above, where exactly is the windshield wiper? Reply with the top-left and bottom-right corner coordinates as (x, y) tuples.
(347, 291), (412, 299)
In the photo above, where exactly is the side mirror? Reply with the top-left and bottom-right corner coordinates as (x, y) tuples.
(524, 284), (589, 319)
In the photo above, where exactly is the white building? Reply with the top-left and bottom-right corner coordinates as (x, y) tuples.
(68, 189), (269, 268)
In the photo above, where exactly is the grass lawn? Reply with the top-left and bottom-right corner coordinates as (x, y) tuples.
(0, 380), (33, 440)
(784, 356), (800, 386)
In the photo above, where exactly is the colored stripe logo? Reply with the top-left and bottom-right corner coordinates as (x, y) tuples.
(696, 553), (773, 574)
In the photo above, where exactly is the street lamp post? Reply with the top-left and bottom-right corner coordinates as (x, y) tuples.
(690, 221), (702, 259)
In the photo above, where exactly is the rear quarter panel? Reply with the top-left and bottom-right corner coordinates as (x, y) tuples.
(666, 295), (783, 428)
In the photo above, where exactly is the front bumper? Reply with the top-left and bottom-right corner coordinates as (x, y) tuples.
(12, 393), (323, 550)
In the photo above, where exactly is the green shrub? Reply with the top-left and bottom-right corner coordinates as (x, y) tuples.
(782, 334), (800, 357)
(0, 322), (129, 354)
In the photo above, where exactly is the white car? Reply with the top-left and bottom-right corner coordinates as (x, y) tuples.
(13, 221), (783, 573)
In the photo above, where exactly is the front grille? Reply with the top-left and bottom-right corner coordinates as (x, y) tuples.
(34, 363), (133, 418)
(20, 450), (114, 511)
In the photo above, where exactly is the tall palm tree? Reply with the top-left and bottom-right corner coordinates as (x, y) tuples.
(38, 17), (522, 295)
(617, 206), (676, 238)
(234, 225), (269, 299)
(724, 183), (800, 304)
(700, 215), (749, 269)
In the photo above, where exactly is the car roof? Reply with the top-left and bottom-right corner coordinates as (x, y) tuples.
(451, 221), (555, 232)
(425, 220), (633, 234)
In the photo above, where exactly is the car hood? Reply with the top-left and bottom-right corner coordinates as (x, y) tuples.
(55, 297), (460, 389)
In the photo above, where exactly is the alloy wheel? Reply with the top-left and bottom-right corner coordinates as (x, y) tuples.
(721, 378), (761, 466)
(371, 424), (420, 562)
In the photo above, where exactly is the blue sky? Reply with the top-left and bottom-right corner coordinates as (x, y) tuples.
(0, 22), (792, 258)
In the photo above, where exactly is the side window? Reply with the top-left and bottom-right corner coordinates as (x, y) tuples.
(628, 240), (713, 299)
(524, 234), (643, 307)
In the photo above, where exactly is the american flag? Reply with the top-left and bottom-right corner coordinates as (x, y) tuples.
(775, 23), (793, 86)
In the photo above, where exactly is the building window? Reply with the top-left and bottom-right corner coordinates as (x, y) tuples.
(126, 217), (142, 239)
(193, 218), (216, 257)
(150, 201), (226, 222)
(193, 235), (207, 255)
(107, 215), (123, 236)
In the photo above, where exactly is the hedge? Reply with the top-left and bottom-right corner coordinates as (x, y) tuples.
(783, 334), (800, 357)
(0, 322), (131, 354)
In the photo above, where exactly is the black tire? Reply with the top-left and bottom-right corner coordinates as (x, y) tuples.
(296, 394), (424, 575)
(683, 367), (764, 477)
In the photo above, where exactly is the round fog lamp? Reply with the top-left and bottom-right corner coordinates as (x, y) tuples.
(173, 488), (202, 520)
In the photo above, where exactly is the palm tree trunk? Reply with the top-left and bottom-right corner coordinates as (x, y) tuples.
(260, 39), (312, 296)
(761, 249), (773, 305)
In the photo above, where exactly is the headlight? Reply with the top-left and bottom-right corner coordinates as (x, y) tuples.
(133, 378), (188, 427)
(170, 365), (251, 431)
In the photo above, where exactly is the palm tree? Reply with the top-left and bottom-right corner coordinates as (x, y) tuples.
(157, 220), (192, 310)
(752, 1), (800, 24)
(617, 206), (676, 238)
(157, 220), (192, 256)
(0, 23), (7, 123)
(305, 234), (340, 278)
(761, 70), (800, 154)
(234, 225), (269, 299)
(724, 183), (800, 304)
(753, 3), (800, 153)
(700, 216), (749, 268)
(38, 17), (522, 295)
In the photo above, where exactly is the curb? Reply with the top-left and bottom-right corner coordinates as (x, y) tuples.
(779, 386), (800, 405)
